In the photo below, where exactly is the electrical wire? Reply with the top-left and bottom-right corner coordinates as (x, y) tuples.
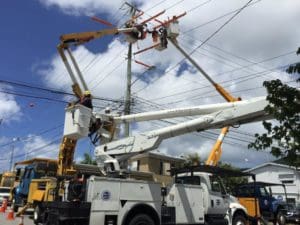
(0, 79), (124, 103)
(187, 0), (256, 54)
(0, 125), (63, 148)
(183, 0), (262, 33)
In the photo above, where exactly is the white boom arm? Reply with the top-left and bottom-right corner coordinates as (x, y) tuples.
(94, 96), (271, 171)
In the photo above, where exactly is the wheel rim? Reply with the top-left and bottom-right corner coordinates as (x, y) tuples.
(236, 220), (245, 225)
(34, 207), (39, 220)
(278, 214), (285, 225)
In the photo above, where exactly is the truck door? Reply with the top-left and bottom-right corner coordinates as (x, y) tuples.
(257, 186), (273, 218)
(208, 175), (229, 215)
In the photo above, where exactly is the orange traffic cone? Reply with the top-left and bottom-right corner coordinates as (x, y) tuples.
(6, 207), (14, 220)
(0, 199), (7, 213)
(18, 215), (24, 225)
(0, 205), (5, 213)
(3, 198), (8, 210)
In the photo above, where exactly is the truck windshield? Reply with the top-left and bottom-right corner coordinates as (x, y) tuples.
(175, 176), (200, 185)
(0, 188), (10, 193)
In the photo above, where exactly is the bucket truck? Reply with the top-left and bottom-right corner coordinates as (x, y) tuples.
(32, 92), (272, 225)
(29, 12), (275, 225)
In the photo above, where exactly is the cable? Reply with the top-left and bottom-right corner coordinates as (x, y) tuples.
(134, 0), (258, 94)
(186, 0), (213, 13)
(147, 62), (292, 103)
(183, 0), (262, 33)
(144, 0), (168, 12)
(190, 0), (256, 53)
(0, 125), (63, 148)
(0, 90), (68, 104)
(0, 135), (61, 161)
(91, 58), (127, 90)
(0, 79), (124, 103)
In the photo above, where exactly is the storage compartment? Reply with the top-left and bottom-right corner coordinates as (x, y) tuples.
(63, 104), (92, 139)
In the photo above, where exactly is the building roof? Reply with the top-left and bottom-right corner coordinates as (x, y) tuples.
(245, 162), (299, 173)
(130, 152), (184, 162)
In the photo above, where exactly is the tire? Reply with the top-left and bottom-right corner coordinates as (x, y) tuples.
(33, 205), (42, 225)
(233, 214), (247, 225)
(276, 211), (286, 225)
(128, 214), (155, 225)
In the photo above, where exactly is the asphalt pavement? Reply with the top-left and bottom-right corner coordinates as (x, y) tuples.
(0, 208), (295, 225)
(0, 208), (33, 225)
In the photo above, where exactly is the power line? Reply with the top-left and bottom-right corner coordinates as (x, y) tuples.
(0, 137), (61, 161)
(183, 0), (262, 33)
(0, 79), (124, 103)
(186, 0), (213, 13)
(148, 62), (292, 103)
(0, 124), (63, 148)
(91, 59), (127, 90)
(134, 0), (259, 94)
(189, 0), (256, 53)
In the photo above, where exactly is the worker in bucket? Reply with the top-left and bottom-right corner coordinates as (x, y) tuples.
(76, 90), (93, 109)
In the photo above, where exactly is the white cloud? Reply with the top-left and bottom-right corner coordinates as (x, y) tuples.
(0, 85), (22, 124)
(35, 0), (299, 167)
(39, 0), (144, 17)
(22, 135), (60, 159)
(0, 135), (60, 172)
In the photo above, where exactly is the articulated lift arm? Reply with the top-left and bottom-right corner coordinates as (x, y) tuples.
(95, 96), (271, 171)
(169, 39), (240, 166)
(56, 26), (141, 176)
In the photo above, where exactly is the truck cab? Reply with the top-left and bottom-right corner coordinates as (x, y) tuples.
(233, 182), (288, 224)
(170, 172), (229, 224)
(171, 166), (249, 225)
(13, 158), (57, 211)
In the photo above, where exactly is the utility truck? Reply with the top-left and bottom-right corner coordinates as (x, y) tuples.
(28, 10), (281, 225)
(33, 92), (272, 225)
(12, 158), (57, 212)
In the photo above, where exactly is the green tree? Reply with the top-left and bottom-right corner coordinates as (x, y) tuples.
(249, 48), (300, 167)
(182, 153), (202, 166)
(80, 153), (97, 165)
(218, 162), (247, 193)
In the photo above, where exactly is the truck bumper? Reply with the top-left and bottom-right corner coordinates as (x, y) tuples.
(41, 201), (91, 225)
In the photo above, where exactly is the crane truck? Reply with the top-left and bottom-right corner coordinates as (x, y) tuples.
(27, 12), (279, 225)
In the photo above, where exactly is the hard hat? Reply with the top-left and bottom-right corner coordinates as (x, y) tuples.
(84, 90), (91, 96)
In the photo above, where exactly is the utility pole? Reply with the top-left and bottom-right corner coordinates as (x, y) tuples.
(9, 137), (20, 171)
(124, 2), (137, 137)
(9, 143), (15, 171)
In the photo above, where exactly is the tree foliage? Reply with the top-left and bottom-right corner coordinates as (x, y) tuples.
(182, 153), (202, 166)
(249, 48), (300, 167)
(80, 153), (97, 165)
(218, 162), (247, 193)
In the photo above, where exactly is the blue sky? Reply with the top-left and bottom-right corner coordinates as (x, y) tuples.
(0, 0), (299, 171)
(0, 1), (114, 170)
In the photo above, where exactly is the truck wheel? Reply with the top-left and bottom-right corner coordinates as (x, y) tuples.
(128, 214), (155, 225)
(233, 215), (247, 225)
(276, 211), (286, 225)
(33, 205), (42, 224)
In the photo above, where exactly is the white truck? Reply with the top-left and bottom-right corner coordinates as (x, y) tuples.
(34, 94), (272, 225)
(34, 15), (275, 225)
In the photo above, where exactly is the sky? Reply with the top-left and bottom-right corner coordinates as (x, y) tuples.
(0, 0), (299, 172)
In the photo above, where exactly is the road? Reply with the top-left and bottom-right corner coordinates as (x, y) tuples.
(0, 209), (33, 225)
(0, 208), (295, 225)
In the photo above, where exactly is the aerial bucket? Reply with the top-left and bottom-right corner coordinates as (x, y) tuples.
(63, 104), (92, 139)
